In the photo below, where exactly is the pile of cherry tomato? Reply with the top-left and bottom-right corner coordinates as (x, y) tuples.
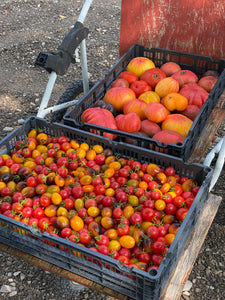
(0, 128), (200, 272)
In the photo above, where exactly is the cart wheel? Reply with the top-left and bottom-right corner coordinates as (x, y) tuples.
(54, 275), (88, 295)
(50, 80), (95, 123)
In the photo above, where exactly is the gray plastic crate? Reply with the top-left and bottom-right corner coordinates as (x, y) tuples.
(0, 117), (213, 300)
(63, 44), (225, 161)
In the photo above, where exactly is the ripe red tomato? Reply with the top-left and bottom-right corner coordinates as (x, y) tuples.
(130, 212), (142, 225)
(176, 208), (189, 221)
(146, 225), (159, 239)
(173, 196), (185, 208)
(0, 202), (12, 213)
(22, 207), (33, 218)
(79, 231), (91, 245)
(139, 252), (151, 264)
(26, 176), (38, 187)
(141, 208), (155, 222)
(117, 255), (130, 265)
(130, 80), (152, 97)
(32, 207), (45, 219)
(117, 224), (130, 236)
(39, 195), (51, 207)
(95, 234), (109, 246)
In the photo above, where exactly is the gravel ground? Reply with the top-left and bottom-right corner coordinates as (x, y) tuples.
(0, 1), (225, 299)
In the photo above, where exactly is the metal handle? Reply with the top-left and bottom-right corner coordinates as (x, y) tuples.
(204, 136), (225, 192)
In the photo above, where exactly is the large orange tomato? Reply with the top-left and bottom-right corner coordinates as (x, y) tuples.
(145, 102), (168, 123)
(104, 87), (136, 112)
(162, 114), (193, 138)
(127, 57), (155, 78)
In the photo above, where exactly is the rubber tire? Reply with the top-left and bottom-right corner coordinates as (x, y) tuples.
(50, 80), (95, 123)
(54, 275), (88, 295)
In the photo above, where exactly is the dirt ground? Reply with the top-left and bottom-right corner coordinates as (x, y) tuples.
(0, 1), (225, 299)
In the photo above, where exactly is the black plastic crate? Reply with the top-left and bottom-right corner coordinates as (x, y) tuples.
(0, 117), (213, 300)
(63, 44), (225, 161)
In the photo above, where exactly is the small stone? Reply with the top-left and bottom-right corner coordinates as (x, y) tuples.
(10, 282), (16, 287)
(3, 127), (14, 132)
(8, 278), (13, 283)
(9, 290), (17, 297)
(18, 119), (25, 125)
(195, 288), (201, 293)
(13, 271), (21, 277)
(7, 272), (12, 277)
(20, 273), (25, 281)
(183, 280), (192, 292)
(0, 285), (12, 293)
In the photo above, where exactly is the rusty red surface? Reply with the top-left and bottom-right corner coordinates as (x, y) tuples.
(120, 0), (225, 59)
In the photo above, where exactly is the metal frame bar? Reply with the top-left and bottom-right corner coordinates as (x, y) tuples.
(37, 0), (93, 118)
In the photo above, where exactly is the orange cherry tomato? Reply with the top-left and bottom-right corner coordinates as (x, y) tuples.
(108, 240), (121, 252)
(104, 167), (115, 178)
(105, 228), (118, 240)
(80, 143), (89, 152)
(168, 223), (180, 234)
(138, 181), (148, 190)
(165, 233), (175, 246)
(101, 207), (113, 218)
(23, 160), (36, 170)
(109, 161), (121, 171)
(31, 149), (41, 159)
(123, 205), (134, 219)
(44, 205), (58, 217)
(27, 140), (36, 151)
(28, 129), (37, 139)
(88, 206), (100, 217)
(36, 145), (48, 153)
(181, 179), (196, 191)
(105, 187), (115, 197)
(36, 132), (48, 145)
(0, 182), (6, 191)
(80, 175), (92, 185)
(119, 235), (135, 249)
(155, 199), (166, 211)
(64, 175), (74, 187)
(46, 185), (60, 194)
(101, 217), (114, 229)
(146, 163), (161, 176)
(70, 215), (84, 231)
(92, 144), (103, 154)
(57, 207), (68, 217)
(56, 150), (65, 159)
(86, 149), (96, 161)
(45, 157), (55, 167)
(105, 155), (116, 165)
(12, 153), (24, 164)
(160, 182), (171, 194)
(82, 184), (94, 193)
(54, 175), (65, 187)
(70, 139), (80, 149)
(51, 192), (62, 205)
(74, 198), (84, 210)
(155, 172), (167, 184)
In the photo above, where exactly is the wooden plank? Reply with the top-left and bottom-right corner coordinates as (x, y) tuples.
(120, 0), (225, 59)
(160, 193), (222, 300)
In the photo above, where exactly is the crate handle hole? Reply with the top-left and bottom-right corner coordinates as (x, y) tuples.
(148, 268), (158, 276)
